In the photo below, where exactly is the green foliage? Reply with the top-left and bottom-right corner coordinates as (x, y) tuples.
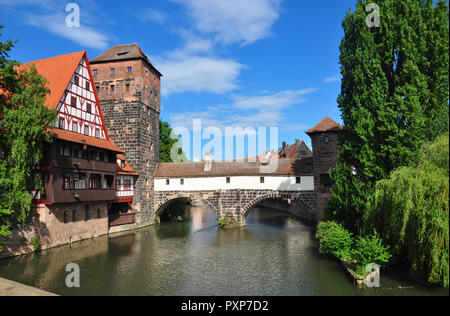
(364, 133), (449, 287)
(328, 0), (449, 233)
(316, 221), (353, 260)
(351, 232), (392, 275)
(159, 120), (188, 163)
(316, 221), (391, 276)
(0, 25), (57, 252)
(30, 237), (40, 252)
(218, 219), (228, 228)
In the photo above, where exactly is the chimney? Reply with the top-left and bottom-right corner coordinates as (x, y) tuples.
(204, 152), (212, 172)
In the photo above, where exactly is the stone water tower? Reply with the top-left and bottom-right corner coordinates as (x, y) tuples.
(90, 44), (162, 226)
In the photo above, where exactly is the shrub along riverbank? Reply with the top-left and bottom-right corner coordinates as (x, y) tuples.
(316, 221), (391, 276)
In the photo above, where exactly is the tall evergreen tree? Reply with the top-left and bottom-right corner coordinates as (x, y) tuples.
(326, 0), (449, 233)
(0, 25), (57, 252)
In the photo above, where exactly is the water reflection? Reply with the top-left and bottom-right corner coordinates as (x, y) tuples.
(0, 206), (448, 296)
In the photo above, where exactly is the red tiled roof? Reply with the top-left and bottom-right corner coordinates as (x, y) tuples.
(90, 44), (162, 76)
(306, 116), (343, 135)
(52, 129), (124, 153)
(155, 158), (313, 178)
(17, 51), (124, 153)
(117, 154), (139, 175)
(19, 51), (85, 110)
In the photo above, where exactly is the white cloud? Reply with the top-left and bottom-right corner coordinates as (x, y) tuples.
(136, 9), (168, 24)
(26, 13), (109, 50)
(232, 88), (317, 110)
(324, 74), (341, 83)
(155, 55), (245, 96)
(170, 88), (317, 130)
(172, 0), (282, 46)
(1, 0), (110, 50)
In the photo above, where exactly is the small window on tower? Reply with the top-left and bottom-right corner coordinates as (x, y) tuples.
(324, 136), (329, 144)
(180, 179), (184, 185)
(126, 84), (130, 92)
(93, 69), (98, 76)
(166, 179), (170, 186)
(296, 177), (301, 184)
(111, 68), (115, 75)
(127, 67), (132, 73)
(226, 177), (231, 184)
(320, 174), (332, 187)
(111, 85), (115, 93)
(260, 177), (265, 184)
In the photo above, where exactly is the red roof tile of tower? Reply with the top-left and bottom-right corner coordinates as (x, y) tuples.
(306, 116), (343, 135)
(90, 43), (162, 76)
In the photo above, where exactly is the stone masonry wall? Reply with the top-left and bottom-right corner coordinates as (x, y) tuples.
(310, 131), (340, 220)
(92, 58), (161, 227)
(1, 202), (109, 259)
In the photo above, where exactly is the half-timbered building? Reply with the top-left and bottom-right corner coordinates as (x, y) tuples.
(1, 51), (139, 258)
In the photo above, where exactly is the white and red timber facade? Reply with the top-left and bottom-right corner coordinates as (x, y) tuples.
(1, 43), (342, 258)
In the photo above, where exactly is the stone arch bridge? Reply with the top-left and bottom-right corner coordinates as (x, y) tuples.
(153, 159), (317, 226)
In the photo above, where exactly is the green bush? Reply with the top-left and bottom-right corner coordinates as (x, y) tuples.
(218, 220), (228, 228)
(316, 221), (353, 260)
(316, 221), (392, 275)
(30, 237), (40, 252)
(351, 232), (391, 275)
(365, 133), (449, 287)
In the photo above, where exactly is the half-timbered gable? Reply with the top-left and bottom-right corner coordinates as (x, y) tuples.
(56, 56), (106, 140)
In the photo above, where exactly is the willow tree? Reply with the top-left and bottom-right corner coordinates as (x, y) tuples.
(326, 0), (449, 233)
(364, 134), (449, 287)
(0, 25), (56, 252)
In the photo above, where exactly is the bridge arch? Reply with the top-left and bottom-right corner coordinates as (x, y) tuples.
(241, 192), (313, 220)
(154, 193), (219, 220)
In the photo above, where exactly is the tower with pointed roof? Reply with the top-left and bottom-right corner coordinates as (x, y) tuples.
(306, 116), (343, 219)
(90, 44), (162, 226)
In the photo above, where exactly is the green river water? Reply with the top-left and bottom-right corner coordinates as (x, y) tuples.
(0, 206), (448, 296)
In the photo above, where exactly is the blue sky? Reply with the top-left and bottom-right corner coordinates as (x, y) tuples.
(0, 0), (356, 160)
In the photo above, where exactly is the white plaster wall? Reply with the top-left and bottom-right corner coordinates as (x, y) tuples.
(154, 176), (314, 192)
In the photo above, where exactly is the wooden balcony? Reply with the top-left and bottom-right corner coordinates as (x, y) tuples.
(109, 212), (136, 227)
